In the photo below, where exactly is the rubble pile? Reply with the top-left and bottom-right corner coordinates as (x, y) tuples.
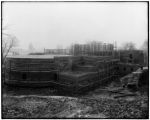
(2, 95), (148, 119)
(79, 97), (148, 118)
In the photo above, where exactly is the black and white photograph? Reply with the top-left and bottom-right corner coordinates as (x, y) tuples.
(1, 1), (149, 119)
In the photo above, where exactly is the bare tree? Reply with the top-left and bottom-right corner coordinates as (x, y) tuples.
(141, 40), (148, 66)
(28, 43), (35, 53)
(2, 32), (18, 65)
(2, 29), (18, 82)
(141, 40), (148, 52)
(122, 42), (136, 50)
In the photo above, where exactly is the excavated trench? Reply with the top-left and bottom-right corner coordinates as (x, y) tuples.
(2, 80), (148, 119)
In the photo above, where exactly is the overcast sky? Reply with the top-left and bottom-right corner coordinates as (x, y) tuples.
(2, 2), (148, 50)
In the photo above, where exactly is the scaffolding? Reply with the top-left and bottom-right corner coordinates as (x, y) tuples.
(5, 55), (120, 93)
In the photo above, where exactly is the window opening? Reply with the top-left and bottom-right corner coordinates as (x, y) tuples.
(22, 73), (27, 80)
(129, 54), (133, 59)
(131, 68), (133, 71)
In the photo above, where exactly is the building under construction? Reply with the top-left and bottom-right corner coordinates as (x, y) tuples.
(4, 55), (119, 93)
(4, 42), (145, 94)
(69, 41), (115, 56)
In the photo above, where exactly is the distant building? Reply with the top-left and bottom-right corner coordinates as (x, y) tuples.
(70, 42), (114, 56)
(8, 48), (29, 56)
(44, 48), (70, 55)
(119, 50), (144, 65)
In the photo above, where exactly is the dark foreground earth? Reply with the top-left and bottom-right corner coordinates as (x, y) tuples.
(2, 82), (148, 119)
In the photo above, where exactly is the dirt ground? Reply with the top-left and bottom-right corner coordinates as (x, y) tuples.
(2, 81), (148, 119)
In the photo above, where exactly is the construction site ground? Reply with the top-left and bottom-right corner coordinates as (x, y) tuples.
(2, 80), (148, 119)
